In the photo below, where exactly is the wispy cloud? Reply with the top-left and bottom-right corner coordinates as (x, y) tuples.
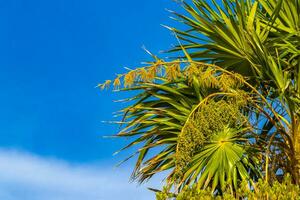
(0, 149), (163, 200)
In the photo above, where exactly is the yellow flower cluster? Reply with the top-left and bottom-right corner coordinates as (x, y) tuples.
(175, 100), (247, 179)
(98, 60), (246, 92)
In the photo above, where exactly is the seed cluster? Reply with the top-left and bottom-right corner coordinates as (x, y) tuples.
(175, 100), (246, 178)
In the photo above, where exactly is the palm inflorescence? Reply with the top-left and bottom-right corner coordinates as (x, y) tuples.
(100, 0), (300, 197)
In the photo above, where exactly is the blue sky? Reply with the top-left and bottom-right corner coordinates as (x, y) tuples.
(0, 0), (182, 199)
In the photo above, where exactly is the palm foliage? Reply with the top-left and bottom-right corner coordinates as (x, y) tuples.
(115, 78), (196, 183)
(157, 175), (300, 200)
(170, 0), (300, 184)
(101, 61), (263, 192)
(100, 0), (300, 197)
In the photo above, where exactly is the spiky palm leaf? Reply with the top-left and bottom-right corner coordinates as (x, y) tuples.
(115, 78), (197, 182)
(101, 0), (300, 195)
(171, 0), (300, 183)
(178, 126), (259, 192)
(101, 61), (262, 192)
(174, 98), (261, 192)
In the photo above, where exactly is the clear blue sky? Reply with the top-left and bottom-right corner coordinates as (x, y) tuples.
(0, 0), (181, 163)
(0, 1), (185, 199)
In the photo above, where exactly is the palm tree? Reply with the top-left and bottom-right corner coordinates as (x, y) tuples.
(100, 0), (300, 195)
(170, 0), (300, 184)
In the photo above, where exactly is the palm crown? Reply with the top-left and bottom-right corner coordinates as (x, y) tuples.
(100, 0), (300, 196)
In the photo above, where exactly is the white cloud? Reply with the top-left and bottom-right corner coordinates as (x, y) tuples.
(0, 149), (163, 200)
